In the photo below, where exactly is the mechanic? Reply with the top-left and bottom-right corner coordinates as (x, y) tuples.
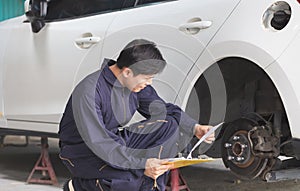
(59, 39), (214, 191)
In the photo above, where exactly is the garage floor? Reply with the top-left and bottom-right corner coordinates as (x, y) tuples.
(1, 136), (300, 191)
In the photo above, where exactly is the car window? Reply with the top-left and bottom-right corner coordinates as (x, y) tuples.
(121, 0), (175, 9)
(136, 0), (172, 6)
(122, 0), (136, 9)
(45, 0), (125, 21)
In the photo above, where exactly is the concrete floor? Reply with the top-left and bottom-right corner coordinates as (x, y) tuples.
(1, 136), (300, 191)
(0, 136), (67, 191)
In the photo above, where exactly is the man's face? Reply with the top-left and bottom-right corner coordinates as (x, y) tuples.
(131, 74), (154, 92)
(122, 68), (154, 92)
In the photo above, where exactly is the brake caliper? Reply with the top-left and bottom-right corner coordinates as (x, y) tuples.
(249, 125), (280, 158)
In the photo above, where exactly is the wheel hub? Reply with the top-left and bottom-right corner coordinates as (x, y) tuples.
(225, 130), (253, 167)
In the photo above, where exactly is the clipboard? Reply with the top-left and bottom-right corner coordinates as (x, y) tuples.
(164, 157), (214, 169)
(163, 122), (224, 169)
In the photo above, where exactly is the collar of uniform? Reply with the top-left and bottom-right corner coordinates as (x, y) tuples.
(102, 59), (124, 88)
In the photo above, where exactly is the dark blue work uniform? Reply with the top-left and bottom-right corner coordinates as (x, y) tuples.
(59, 59), (197, 190)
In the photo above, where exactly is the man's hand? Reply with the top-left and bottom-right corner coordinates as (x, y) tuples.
(144, 158), (173, 180)
(194, 124), (215, 143)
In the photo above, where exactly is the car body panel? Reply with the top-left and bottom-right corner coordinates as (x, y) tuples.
(176, 0), (300, 134)
(1, 12), (118, 133)
(102, 0), (240, 102)
(268, 31), (300, 137)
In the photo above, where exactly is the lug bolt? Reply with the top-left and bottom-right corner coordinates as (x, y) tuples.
(236, 156), (245, 162)
(224, 143), (232, 148)
(228, 156), (235, 160)
(241, 144), (247, 149)
(233, 136), (240, 141)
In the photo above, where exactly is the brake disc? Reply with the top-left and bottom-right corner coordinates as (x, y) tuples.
(221, 118), (275, 180)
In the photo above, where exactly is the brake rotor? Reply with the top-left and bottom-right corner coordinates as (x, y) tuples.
(222, 118), (269, 180)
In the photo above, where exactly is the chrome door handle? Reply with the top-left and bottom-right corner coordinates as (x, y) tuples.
(75, 36), (101, 48)
(179, 21), (212, 34)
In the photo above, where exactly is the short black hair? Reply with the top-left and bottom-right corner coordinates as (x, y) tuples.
(116, 39), (166, 76)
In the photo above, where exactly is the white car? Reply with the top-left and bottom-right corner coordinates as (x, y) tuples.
(0, 0), (299, 180)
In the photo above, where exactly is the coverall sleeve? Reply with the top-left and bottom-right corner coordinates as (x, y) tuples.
(137, 86), (198, 135)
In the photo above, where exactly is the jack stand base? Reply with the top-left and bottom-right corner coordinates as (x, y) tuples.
(265, 168), (300, 182)
(26, 137), (58, 186)
(165, 169), (190, 191)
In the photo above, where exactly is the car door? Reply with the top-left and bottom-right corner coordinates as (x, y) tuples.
(0, 21), (11, 128)
(102, 0), (241, 103)
(2, 0), (123, 133)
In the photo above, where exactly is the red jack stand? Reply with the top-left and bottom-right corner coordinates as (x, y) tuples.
(165, 169), (190, 191)
(26, 137), (58, 186)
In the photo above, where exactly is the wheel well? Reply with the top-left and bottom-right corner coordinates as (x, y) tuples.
(185, 57), (291, 155)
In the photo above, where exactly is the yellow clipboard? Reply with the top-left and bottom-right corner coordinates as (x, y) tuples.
(164, 157), (214, 169)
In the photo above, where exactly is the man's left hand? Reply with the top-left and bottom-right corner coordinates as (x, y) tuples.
(194, 124), (215, 144)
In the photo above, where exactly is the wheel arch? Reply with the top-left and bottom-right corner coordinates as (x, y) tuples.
(185, 56), (292, 135)
(180, 55), (297, 159)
